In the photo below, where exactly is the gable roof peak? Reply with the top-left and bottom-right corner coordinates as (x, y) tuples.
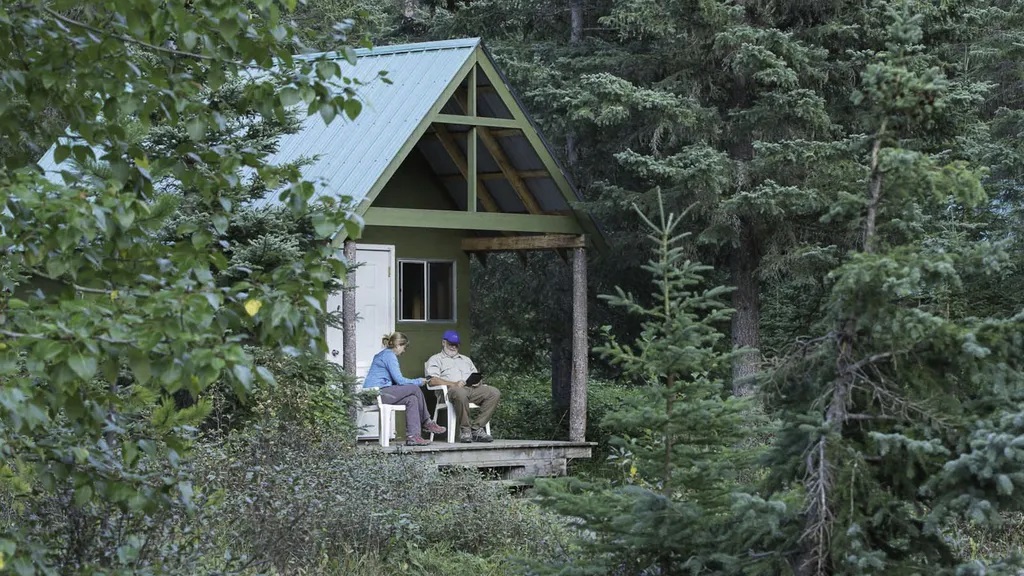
(302, 37), (482, 63)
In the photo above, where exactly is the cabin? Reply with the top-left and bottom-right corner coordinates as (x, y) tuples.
(252, 37), (603, 441)
(38, 38), (604, 480)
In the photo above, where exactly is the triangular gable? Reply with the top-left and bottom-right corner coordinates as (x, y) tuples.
(353, 41), (606, 250)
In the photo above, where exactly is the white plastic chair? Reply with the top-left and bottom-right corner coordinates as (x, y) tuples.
(426, 381), (491, 443)
(363, 386), (406, 447)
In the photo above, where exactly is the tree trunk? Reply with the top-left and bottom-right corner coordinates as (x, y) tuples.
(549, 255), (573, 423)
(863, 118), (887, 254)
(566, 0), (583, 171)
(726, 64), (759, 395)
(569, 0), (583, 44)
(730, 222), (760, 395)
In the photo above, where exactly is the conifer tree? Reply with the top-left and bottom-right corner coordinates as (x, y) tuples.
(754, 5), (1024, 573)
(956, 0), (1024, 320)
(141, 79), (335, 285)
(534, 193), (754, 574)
(434, 0), (871, 393)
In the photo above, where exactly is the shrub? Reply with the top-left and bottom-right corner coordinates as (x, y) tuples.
(949, 512), (1024, 562)
(0, 349), (357, 574)
(201, 348), (358, 439)
(192, 423), (573, 574)
(2, 358), (573, 575)
(0, 444), (239, 575)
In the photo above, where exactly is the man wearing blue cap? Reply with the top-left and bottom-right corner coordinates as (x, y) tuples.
(425, 330), (500, 442)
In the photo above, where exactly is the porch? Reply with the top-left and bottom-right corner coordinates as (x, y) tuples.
(357, 438), (596, 484)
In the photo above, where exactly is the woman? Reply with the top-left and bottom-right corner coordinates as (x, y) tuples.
(363, 332), (446, 446)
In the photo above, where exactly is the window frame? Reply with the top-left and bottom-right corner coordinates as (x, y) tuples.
(397, 258), (457, 323)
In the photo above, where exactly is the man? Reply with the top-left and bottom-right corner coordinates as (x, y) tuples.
(425, 330), (500, 443)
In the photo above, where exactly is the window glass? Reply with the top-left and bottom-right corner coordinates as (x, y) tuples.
(429, 262), (454, 320)
(400, 261), (425, 321)
(398, 260), (456, 321)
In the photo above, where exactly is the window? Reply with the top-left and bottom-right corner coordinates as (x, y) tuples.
(399, 260), (455, 322)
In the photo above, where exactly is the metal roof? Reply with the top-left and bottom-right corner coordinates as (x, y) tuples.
(33, 38), (604, 246)
(34, 38), (481, 201)
(258, 37), (590, 221)
(35, 137), (104, 186)
(254, 38), (481, 209)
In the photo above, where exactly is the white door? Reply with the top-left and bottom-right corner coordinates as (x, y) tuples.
(325, 244), (395, 440)
(325, 244), (395, 377)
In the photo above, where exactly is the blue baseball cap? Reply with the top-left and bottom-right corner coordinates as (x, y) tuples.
(442, 330), (460, 345)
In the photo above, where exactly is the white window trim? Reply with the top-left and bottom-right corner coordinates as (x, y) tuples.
(397, 258), (457, 323)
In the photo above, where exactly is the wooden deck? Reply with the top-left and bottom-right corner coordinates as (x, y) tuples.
(358, 439), (596, 482)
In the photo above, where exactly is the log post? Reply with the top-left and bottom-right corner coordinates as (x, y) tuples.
(569, 241), (588, 442)
(342, 239), (357, 377)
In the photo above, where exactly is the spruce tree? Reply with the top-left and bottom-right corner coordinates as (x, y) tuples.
(141, 79), (336, 285)
(534, 193), (754, 574)
(433, 0), (872, 393)
(956, 0), (1024, 320)
(753, 5), (1024, 574)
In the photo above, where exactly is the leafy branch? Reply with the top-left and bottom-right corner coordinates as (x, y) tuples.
(41, 7), (219, 62)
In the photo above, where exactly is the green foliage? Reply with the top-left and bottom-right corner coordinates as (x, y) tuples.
(949, 513), (1024, 565)
(0, 346), (358, 574)
(0, 1), (367, 572)
(468, 260), (559, 374)
(0, 463), (238, 575)
(534, 195), (762, 574)
(756, 5), (1024, 574)
(304, 544), (544, 576)
(427, 0), (1024, 570)
(201, 348), (358, 435)
(291, 0), (397, 50)
(487, 372), (645, 459)
(440, 0), (902, 387)
(2, 420), (571, 575)
(195, 424), (572, 574)
(4, 0), (1024, 573)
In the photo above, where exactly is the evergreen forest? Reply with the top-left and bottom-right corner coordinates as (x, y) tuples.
(3, 0), (1024, 574)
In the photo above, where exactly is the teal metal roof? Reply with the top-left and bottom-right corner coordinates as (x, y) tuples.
(253, 38), (480, 209)
(35, 39), (481, 201)
(32, 37), (604, 246)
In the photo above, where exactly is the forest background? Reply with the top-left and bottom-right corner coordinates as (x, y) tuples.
(3, 0), (1024, 574)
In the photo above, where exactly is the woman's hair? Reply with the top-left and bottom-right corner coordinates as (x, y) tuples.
(382, 331), (409, 349)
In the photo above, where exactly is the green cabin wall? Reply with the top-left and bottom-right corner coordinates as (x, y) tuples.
(358, 150), (472, 377)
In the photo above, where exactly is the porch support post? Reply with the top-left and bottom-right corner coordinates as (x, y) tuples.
(468, 59), (478, 213)
(342, 239), (357, 377)
(468, 126), (478, 212)
(569, 244), (588, 442)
